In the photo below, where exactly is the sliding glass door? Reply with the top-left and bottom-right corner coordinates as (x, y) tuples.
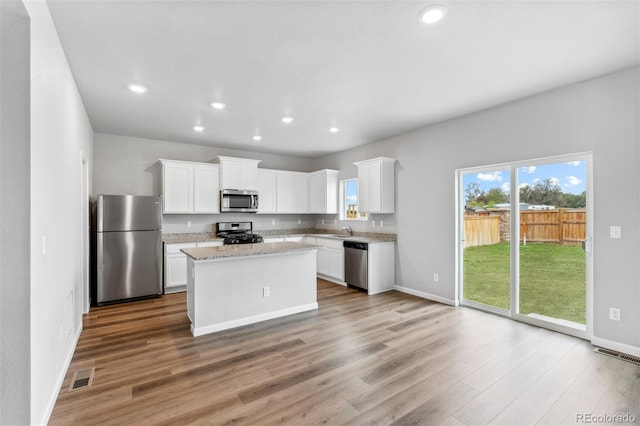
(458, 154), (592, 337)
(460, 167), (511, 313)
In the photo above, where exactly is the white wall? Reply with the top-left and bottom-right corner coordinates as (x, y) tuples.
(94, 133), (317, 233)
(314, 67), (640, 352)
(0, 1), (31, 424)
(94, 132), (315, 196)
(24, 1), (94, 424)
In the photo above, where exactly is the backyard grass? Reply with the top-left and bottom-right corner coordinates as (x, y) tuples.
(463, 242), (586, 324)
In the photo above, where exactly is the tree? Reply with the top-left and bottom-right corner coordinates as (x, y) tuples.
(520, 178), (565, 207)
(465, 182), (508, 208)
(485, 187), (509, 206)
(564, 191), (586, 208)
(464, 182), (483, 206)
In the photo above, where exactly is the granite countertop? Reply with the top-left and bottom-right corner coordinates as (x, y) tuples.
(258, 228), (396, 243)
(165, 229), (396, 245)
(163, 233), (222, 244)
(181, 241), (318, 261)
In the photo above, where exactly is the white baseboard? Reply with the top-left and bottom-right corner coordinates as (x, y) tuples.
(394, 285), (459, 307)
(317, 274), (346, 286)
(192, 303), (319, 337)
(42, 324), (82, 425)
(591, 336), (640, 358)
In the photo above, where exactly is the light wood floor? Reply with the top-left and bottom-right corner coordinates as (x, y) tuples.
(51, 279), (640, 425)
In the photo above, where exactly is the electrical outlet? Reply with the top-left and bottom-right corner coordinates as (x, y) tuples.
(609, 307), (621, 321)
(263, 286), (270, 297)
(272, 219), (276, 225)
(41, 235), (47, 255)
(433, 273), (439, 282)
(298, 219), (301, 225)
(380, 220), (384, 228)
(610, 226), (622, 239)
(321, 219), (324, 225)
(186, 220), (192, 228)
(372, 220), (376, 227)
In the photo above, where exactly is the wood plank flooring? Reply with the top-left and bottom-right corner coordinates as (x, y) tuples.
(50, 279), (640, 425)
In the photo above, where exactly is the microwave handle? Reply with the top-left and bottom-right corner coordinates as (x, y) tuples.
(253, 195), (259, 210)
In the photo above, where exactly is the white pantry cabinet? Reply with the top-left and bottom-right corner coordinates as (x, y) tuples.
(164, 240), (223, 292)
(276, 171), (308, 213)
(257, 169), (277, 214)
(308, 169), (339, 214)
(354, 157), (396, 214)
(218, 156), (261, 190)
(160, 160), (220, 214)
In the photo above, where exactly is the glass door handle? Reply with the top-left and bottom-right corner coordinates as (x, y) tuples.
(582, 238), (592, 255)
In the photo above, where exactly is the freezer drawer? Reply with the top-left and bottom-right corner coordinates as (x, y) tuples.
(97, 230), (162, 304)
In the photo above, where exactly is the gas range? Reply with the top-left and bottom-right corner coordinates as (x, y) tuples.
(216, 221), (263, 245)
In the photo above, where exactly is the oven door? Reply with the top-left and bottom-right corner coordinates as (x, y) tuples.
(220, 190), (258, 212)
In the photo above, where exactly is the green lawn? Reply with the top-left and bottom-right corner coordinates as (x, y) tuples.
(463, 242), (586, 324)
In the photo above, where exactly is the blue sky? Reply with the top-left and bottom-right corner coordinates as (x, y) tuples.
(464, 160), (586, 195)
(345, 179), (358, 205)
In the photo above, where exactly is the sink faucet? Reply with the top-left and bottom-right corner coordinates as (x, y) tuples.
(341, 225), (353, 236)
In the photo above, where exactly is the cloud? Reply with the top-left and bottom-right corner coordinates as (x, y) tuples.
(565, 176), (582, 186)
(519, 183), (530, 189)
(345, 195), (358, 204)
(566, 161), (581, 167)
(501, 182), (511, 193)
(533, 178), (541, 184)
(521, 166), (536, 174)
(477, 171), (503, 182)
(549, 177), (560, 186)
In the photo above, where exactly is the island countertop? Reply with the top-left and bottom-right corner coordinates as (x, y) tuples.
(181, 241), (318, 261)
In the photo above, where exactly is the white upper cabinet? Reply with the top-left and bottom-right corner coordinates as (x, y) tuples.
(162, 161), (193, 213)
(308, 169), (339, 214)
(217, 156), (261, 190)
(354, 157), (396, 214)
(193, 165), (220, 213)
(257, 169), (277, 214)
(160, 160), (220, 214)
(276, 171), (308, 213)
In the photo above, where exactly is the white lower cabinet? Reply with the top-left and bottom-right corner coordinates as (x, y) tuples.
(308, 237), (344, 283)
(164, 241), (223, 293)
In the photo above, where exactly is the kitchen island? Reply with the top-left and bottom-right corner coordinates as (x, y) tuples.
(181, 242), (318, 337)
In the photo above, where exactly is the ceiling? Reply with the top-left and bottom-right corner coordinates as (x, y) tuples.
(47, 1), (639, 158)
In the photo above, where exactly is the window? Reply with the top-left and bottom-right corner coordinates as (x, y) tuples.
(340, 179), (368, 221)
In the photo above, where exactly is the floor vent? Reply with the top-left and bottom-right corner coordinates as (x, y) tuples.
(594, 347), (640, 365)
(68, 367), (95, 392)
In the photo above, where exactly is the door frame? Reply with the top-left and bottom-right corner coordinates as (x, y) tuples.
(456, 152), (593, 340)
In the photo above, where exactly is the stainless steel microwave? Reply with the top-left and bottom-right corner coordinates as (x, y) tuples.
(220, 189), (259, 213)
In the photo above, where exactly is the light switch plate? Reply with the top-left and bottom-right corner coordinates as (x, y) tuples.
(610, 226), (622, 239)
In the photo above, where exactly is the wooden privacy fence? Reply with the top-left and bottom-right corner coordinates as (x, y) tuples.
(465, 209), (586, 248)
(464, 216), (501, 248)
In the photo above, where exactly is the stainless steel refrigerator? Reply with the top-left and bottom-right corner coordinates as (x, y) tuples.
(95, 195), (162, 305)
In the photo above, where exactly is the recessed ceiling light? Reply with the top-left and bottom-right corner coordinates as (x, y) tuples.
(419, 4), (447, 24)
(281, 116), (294, 124)
(127, 83), (147, 94)
(252, 135), (262, 141)
(210, 102), (226, 110)
(193, 125), (204, 132)
(329, 127), (340, 133)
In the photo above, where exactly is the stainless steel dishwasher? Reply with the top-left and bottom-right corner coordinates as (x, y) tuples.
(344, 241), (368, 291)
